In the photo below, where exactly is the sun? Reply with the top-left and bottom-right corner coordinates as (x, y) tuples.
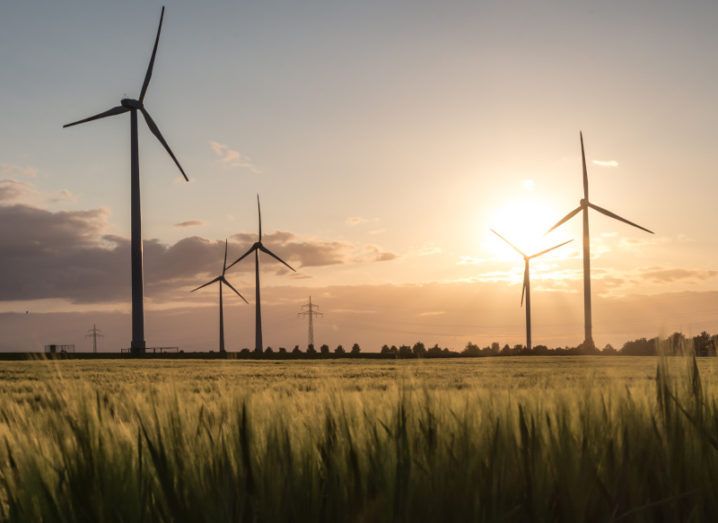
(484, 196), (569, 260)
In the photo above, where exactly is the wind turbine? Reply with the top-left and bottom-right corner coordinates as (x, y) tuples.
(191, 240), (248, 353)
(547, 132), (653, 349)
(491, 230), (572, 351)
(227, 195), (296, 352)
(63, 7), (188, 354)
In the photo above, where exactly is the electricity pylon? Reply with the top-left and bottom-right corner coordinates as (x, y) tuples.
(86, 324), (104, 353)
(298, 296), (322, 348)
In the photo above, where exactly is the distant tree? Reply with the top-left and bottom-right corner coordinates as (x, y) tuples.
(335, 345), (346, 355)
(380, 344), (392, 355)
(265, 347), (274, 354)
(240, 348), (251, 354)
(398, 345), (413, 358)
(278, 347), (287, 354)
(428, 344), (444, 357)
(501, 344), (511, 355)
(292, 345), (302, 354)
(668, 332), (687, 355)
(412, 342), (427, 358)
(320, 344), (330, 355)
(601, 344), (617, 354)
(463, 342), (481, 356)
(693, 331), (713, 357)
(533, 345), (550, 355)
(621, 337), (656, 356)
(351, 343), (361, 355)
(307, 344), (317, 354)
(491, 342), (500, 354)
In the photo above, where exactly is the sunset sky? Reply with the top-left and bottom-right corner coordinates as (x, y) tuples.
(1, 0), (717, 351)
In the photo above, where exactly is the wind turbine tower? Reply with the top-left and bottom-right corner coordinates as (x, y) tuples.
(491, 230), (571, 351)
(298, 296), (323, 348)
(191, 240), (248, 352)
(227, 195), (296, 352)
(63, 6), (189, 354)
(547, 132), (653, 349)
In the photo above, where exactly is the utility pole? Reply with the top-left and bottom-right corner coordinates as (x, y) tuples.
(86, 324), (104, 353)
(298, 296), (323, 348)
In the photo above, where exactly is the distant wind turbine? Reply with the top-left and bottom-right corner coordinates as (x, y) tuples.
(491, 230), (572, 351)
(547, 132), (653, 349)
(63, 7), (188, 354)
(227, 196), (296, 352)
(191, 240), (248, 353)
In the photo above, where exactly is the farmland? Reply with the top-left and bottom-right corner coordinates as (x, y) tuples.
(1, 357), (718, 521)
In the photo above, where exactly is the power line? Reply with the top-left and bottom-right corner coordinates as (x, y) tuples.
(85, 324), (104, 353)
(298, 296), (323, 347)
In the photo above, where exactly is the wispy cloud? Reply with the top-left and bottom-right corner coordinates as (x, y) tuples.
(209, 141), (260, 173)
(641, 268), (718, 283)
(592, 159), (619, 168)
(345, 216), (369, 226)
(174, 220), (205, 228)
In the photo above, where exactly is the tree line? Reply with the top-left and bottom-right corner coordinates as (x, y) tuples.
(210, 331), (718, 358)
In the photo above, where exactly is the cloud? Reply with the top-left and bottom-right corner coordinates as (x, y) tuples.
(0, 164), (38, 178)
(0, 198), (396, 303)
(345, 216), (369, 226)
(356, 245), (397, 263)
(641, 268), (718, 284)
(0, 179), (76, 206)
(0, 179), (32, 203)
(209, 141), (260, 173)
(174, 220), (205, 228)
(592, 160), (619, 168)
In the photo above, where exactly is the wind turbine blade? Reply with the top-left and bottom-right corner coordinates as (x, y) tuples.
(259, 244), (296, 272)
(521, 266), (528, 307)
(580, 131), (589, 200)
(587, 202), (654, 234)
(63, 106), (129, 128)
(226, 243), (259, 270)
(491, 229), (525, 257)
(221, 277), (249, 304)
(222, 239), (228, 275)
(190, 276), (220, 293)
(529, 239), (573, 259)
(546, 205), (582, 233)
(140, 6), (165, 101)
(140, 108), (189, 181)
(257, 194), (262, 241)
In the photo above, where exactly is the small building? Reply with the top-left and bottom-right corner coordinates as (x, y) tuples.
(44, 344), (75, 354)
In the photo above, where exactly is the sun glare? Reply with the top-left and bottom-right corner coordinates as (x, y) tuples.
(485, 197), (569, 260)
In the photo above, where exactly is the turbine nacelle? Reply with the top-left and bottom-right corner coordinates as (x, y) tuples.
(121, 98), (143, 109)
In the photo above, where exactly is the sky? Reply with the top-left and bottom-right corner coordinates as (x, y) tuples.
(1, 0), (718, 351)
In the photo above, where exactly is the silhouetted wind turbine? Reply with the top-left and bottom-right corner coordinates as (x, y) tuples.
(227, 195), (296, 352)
(191, 240), (248, 353)
(547, 132), (653, 349)
(63, 7), (188, 354)
(492, 230), (572, 351)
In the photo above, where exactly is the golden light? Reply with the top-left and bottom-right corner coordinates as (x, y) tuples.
(484, 195), (570, 261)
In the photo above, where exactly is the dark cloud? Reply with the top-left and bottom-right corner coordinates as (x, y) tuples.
(230, 231), (352, 268)
(0, 202), (395, 304)
(174, 220), (205, 228)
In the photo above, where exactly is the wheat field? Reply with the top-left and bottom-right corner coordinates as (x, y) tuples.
(1, 356), (717, 522)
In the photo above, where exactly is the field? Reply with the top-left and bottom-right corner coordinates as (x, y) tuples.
(1, 356), (718, 522)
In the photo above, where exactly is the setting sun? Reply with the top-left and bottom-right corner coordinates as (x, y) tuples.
(485, 197), (570, 260)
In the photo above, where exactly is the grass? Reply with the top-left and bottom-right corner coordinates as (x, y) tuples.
(0, 356), (717, 521)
